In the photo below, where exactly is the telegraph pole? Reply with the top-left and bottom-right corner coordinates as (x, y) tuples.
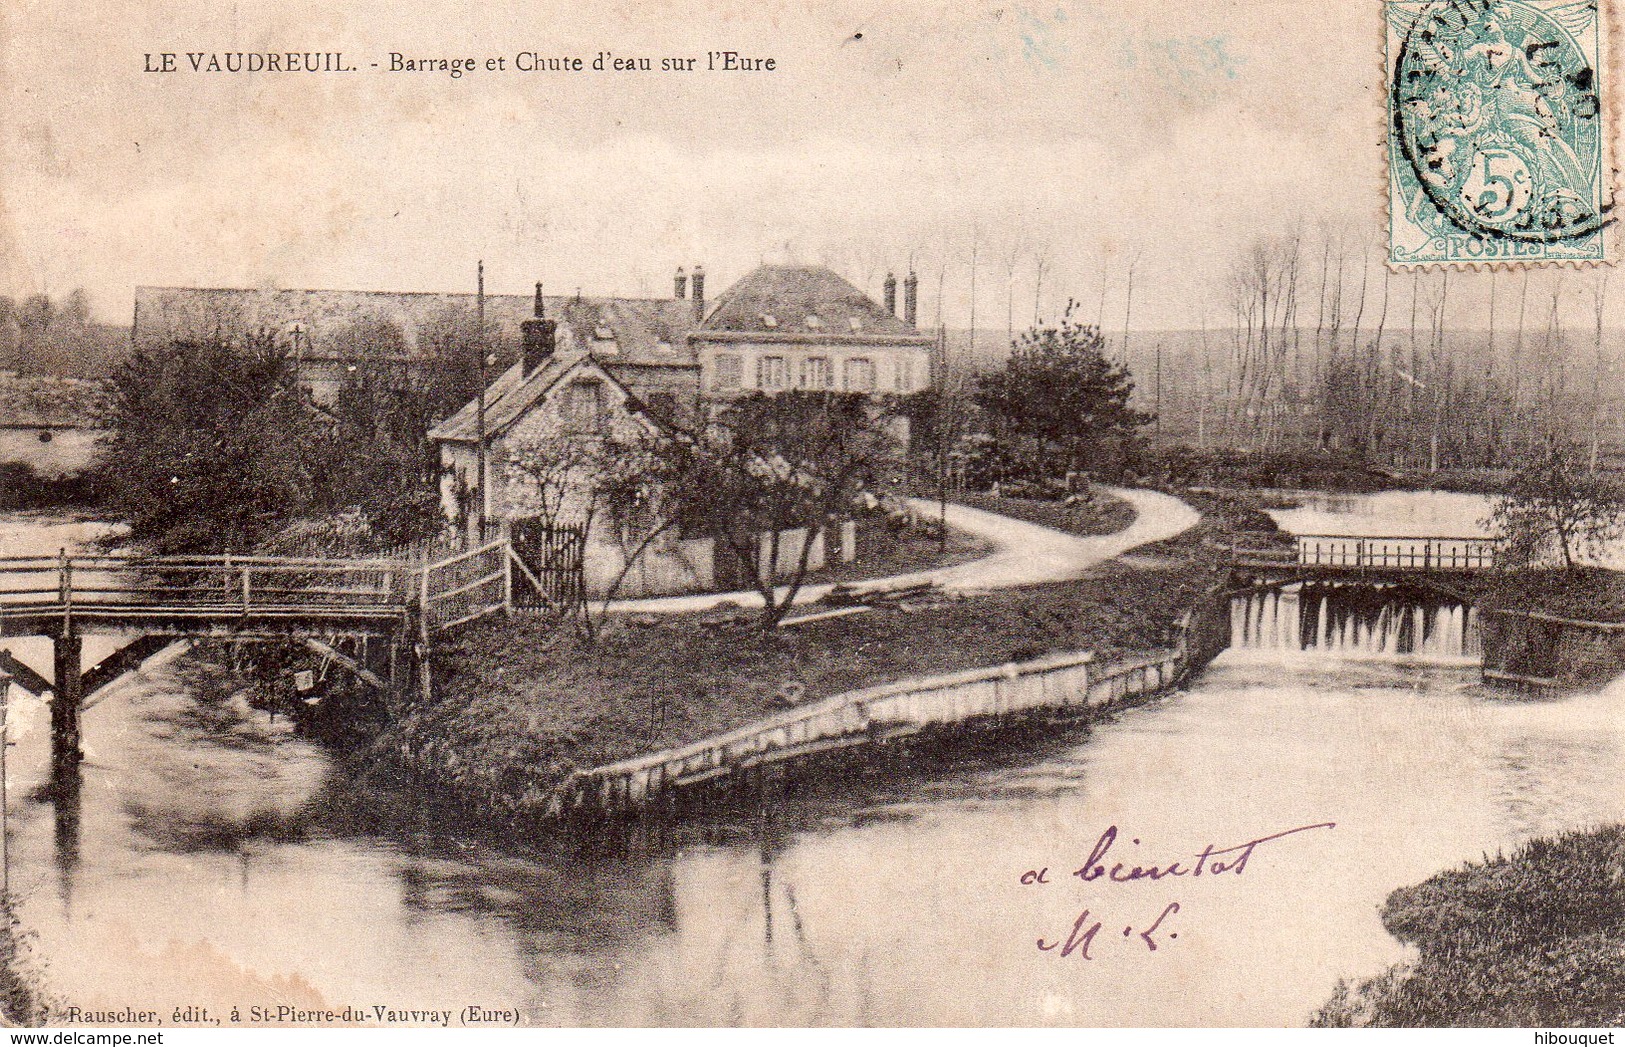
(0, 671), (10, 899)
(476, 261), (488, 538)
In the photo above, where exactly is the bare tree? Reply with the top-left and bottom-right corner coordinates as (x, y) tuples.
(1031, 242), (1051, 326)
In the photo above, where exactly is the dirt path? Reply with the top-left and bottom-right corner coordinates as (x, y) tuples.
(607, 486), (1201, 614)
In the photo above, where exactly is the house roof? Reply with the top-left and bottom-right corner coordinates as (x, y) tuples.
(133, 286), (702, 367)
(427, 351), (657, 444)
(698, 265), (916, 337)
(550, 296), (699, 366)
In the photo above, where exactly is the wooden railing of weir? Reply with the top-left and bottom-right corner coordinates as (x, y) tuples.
(1227, 535), (1501, 572)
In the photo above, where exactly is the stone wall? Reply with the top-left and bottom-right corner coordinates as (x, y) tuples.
(1480, 609), (1625, 689)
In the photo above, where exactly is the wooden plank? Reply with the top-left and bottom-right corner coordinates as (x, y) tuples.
(1482, 668), (1562, 688)
(434, 602), (505, 632)
(78, 635), (175, 701)
(300, 638), (387, 690)
(426, 538), (507, 573)
(0, 651), (51, 697)
(776, 606), (874, 629)
(425, 569), (505, 604)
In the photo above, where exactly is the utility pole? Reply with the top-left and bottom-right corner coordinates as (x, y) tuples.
(0, 671), (8, 900)
(475, 261), (488, 540)
(1155, 340), (1163, 444)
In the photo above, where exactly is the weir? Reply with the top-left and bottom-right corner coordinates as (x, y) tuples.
(1230, 582), (1481, 659)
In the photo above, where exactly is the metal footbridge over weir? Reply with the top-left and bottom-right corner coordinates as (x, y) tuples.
(0, 538), (525, 773)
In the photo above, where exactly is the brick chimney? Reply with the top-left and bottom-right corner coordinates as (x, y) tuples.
(691, 265), (706, 322)
(674, 266), (687, 300)
(520, 281), (557, 375)
(883, 272), (897, 317)
(904, 270), (919, 329)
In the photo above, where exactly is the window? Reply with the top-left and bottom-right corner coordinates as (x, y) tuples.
(758, 355), (787, 391)
(800, 356), (831, 390)
(894, 358), (913, 392)
(715, 354), (743, 391)
(564, 379), (605, 432)
(845, 357), (876, 393)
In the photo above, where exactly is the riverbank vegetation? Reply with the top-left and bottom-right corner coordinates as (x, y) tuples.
(1472, 566), (1625, 622)
(0, 909), (50, 1025)
(1314, 824), (1625, 1027)
(94, 329), (478, 554)
(0, 463), (102, 513)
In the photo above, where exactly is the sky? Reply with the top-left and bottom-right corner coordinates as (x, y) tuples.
(1, 0), (1618, 332)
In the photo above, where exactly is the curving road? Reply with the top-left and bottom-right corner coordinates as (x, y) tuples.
(607, 486), (1201, 615)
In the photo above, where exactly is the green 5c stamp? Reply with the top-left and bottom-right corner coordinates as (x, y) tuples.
(1387, 0), (1613, 265)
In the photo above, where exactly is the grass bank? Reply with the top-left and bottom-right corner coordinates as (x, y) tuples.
(1472, 565), (1625, 621)
(0, 909), (51, 1026)
(951, 489), (1138, 538)
(337, 487), (1278, 826)
(1314, 825), (1625, 1027)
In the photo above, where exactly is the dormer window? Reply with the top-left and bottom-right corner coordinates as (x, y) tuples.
(805, 314), (823, 330)
(761, 314), (777, 329)
(848, 317), (863, 333)
(593, 326), (615, 341)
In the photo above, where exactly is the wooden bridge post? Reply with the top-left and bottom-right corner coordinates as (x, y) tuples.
(51, 631), (83, 773)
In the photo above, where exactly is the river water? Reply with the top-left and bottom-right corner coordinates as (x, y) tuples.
(1, 493), (1622, 1027)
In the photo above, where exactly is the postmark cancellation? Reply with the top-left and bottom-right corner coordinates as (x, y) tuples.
(1387, 0), (1614, 267)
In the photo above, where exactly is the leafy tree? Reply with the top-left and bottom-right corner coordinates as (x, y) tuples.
(658, 391), (898, 628)
(504, 429), (680, 640)
(98, 332), (343, 553)
(974, 301), (1152, 477)
(1488, 442), (1625, 570)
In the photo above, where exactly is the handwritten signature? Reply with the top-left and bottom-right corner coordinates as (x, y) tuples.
(1024, 822), (1336, 960)
(1037, 901), (1182, 960)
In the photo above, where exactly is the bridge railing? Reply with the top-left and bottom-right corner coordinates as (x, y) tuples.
(418, 538), (510, 634)
(0, 539), (522, 637)
(0, 553), (407, 615)
(1226, 535), (1500, 571)
(1292, 535), (1500, 570)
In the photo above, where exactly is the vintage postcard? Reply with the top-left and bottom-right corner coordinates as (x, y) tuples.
(3, 0), (1625, 1036)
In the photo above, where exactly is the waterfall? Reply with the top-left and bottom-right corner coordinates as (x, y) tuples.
(1230, 582), (1481, 659)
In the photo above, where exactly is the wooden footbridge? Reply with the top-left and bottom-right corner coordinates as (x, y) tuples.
(0, 538), (520, 772)
(1226, 533), (1501, 594)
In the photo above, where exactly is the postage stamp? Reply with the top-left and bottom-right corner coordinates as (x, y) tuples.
(1387, 0), (1613, 266)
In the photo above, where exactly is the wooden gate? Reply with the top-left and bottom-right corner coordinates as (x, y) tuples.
(509, 520), (587, 614)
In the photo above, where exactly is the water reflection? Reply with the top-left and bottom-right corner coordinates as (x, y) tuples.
(1, 645), (1620, 1026)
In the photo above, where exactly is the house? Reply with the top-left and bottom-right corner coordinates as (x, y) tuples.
(692, 264), (934, 399)
(427, 263), (924, 596)
(133, 262), (933, 411)
(425, 287), (717, 596)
